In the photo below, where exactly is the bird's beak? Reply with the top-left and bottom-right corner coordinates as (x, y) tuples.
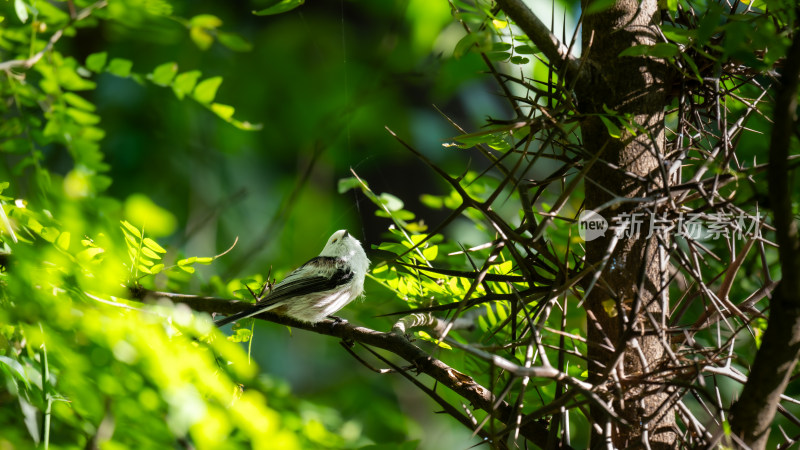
(343, 230), (350, 239)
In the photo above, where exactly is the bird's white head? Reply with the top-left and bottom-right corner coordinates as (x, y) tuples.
(319, 230), (370, 281)
(320, 229), (366, 260)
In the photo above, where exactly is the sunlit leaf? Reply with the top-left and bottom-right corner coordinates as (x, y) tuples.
(107, 58), (133, 77)
(14, 0), (28, 24)
(599, 116), (621, 138)
(63, 92), (96, 111)
(121, 221), (142, 238)
(85, 52), (108, 73)
(148, 62), (178, 86)
(210, 103), (235, 120)
(337, 177), (364, 194)
(379, 193), (404, 211)
(143, 238), (166, 253)
(193, 77), (223, 105)
(172, 71), (202, 100)
(190, 27), (214, 51)
(189, 14), (222, 28)
(141, 247), (160, 260)
(56, 231), (70, 251)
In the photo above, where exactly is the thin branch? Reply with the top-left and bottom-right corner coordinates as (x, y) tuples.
(0, 1), (108, 72)
(494, 0), (581, 82)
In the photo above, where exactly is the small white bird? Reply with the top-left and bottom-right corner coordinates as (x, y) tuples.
(215, 230), (370, 326)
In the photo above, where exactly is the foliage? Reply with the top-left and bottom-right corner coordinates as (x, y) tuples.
(0, 1), (416, 448)
(1, 0), (798, 449)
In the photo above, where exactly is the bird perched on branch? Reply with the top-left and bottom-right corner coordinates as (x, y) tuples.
(215, 230), (369, 326)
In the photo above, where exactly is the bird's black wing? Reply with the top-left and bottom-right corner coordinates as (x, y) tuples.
(215, 257), (353, 327)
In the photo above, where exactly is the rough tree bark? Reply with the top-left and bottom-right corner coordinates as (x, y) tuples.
(578, 0), (675, 447)
(728, 25), (800, 450)
(495, 0), (676, 445)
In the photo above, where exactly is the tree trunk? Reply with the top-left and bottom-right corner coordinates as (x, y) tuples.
(579, 0), (676, 447)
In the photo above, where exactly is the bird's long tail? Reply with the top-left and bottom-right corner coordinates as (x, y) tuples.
(215, 303), (278, 327)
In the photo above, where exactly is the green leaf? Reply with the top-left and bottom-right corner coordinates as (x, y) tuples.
(193, 77), (223, 105)
(56, 231), (70, 251)
(217, 32), (253, 52)
(417, 331), (452, 350)
(189, 14), (222, 28)
(453, 31), (492, 59)
(196, 257), (213, 265)
(124, 232), (139, 248)
(487, 52), (510, 62)
(107, 58), (133, 77)
(143, 237), (166, 253)
(509, 56), (530, 65)
(178, 257), (196, 266)
(420, 194), (444, 209)
(661, 25), (693, 45)
(422, 245), (438, 260)
(681, 53), (703, 82)
(599, 116), (621, 138)
(619, 43), (679, 58)
(172, 71), (202, 100)
(40, 227), (59, 243)
(666, 0), (678, 12)
(379, 193), (404, 212)
(178, 265), (196, 273)
(514, 44), (539, 55)
(141, 247), (160, 259)
(85, 52), (107, 73)
(190, 27), (214, 51)
(66, 108), (100, 125)
(121, 220), (142, 238)
(150, 264), (165, 274)
(646, 43), (680, 58)
(62, 92), (96, 112)
(14, 0), (28, 24)
(0, 356), (31, 389)
(337, 177), (364, 194)
(148, 62), (178, 86)
(210, 103), (235, 120)
(253, 0), (305, 16)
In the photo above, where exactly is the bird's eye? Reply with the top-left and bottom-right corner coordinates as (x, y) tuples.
(332, 239), (338, 243)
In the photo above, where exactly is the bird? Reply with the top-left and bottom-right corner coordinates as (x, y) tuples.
(215, 229), (370, 326)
